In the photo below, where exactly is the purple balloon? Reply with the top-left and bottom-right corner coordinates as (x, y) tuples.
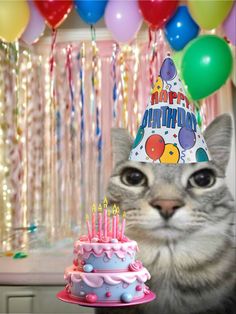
(21, 1), (45, 45)
(105, 0), (142, 43)
(160, 57), (177, 81)
(178, 127), (196, 150)
(223, 2), (236, 46)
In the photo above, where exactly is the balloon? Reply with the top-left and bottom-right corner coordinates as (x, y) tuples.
(138, 0), (178, 30)
(34, 0), (72, 29)
(188, 0), (233, 30)
(223, 2), (236, 46)
(182, 35), (233, 100)
(160, 58), (177, 81)
(105, 0), (142, 43)
(160, 144), (180, 164)
(0, 1), (29, 43)
(132, 127), (144, 149)
(74, 0), (108, 25)
(196, 148), (209, 162)
(145, 134), (165, 161)
(178, 127), (196, 150)
(21, 1), (45, 45)
(165, 6), (199, 51)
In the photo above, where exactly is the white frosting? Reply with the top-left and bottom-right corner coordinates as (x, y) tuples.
(65, 266), (150, 288)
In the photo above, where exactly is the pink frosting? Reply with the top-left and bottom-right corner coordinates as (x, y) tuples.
(129, 260), (143, 271)
(65, 266), (150, 288)
(74, 240), (138, 260)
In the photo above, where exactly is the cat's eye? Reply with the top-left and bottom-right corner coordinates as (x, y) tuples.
(121, 168), (147, 187)
(188, 169), (216, 188)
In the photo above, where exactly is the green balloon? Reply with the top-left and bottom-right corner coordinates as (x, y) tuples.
(182, 35), (233, 100)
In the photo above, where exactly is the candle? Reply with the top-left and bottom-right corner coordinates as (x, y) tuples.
(103, 197), (108, 238)
(91, 203), (96, 238)
(86, 214), (92, 240)
(98, 204), (103, 239)
(116, 206), (120, 238)
(120, 211), (126, 240)
(107, 209), (111, 236)
(112, 205), (117, 239)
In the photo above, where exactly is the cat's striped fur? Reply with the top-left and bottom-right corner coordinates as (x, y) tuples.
(97, 114), (235, 314)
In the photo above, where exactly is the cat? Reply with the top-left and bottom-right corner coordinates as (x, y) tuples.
(97, 114), (235, 314)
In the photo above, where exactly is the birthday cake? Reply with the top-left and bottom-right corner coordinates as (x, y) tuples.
(63, 201), (152, 305)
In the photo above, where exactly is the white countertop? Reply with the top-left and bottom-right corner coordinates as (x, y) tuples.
(0, 248), (73, 285)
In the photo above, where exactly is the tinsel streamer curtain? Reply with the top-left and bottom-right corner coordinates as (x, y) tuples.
(0, 39), (226, 252)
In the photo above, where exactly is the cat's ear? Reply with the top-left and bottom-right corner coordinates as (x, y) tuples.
(203, 113), (233, 171)
(111, 128), (133, 165)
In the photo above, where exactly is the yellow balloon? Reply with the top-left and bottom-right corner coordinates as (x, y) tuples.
(152, 76), (163, 94)
(0, 1), (30, 43)
(188, 0), (233, 30)
(160, 144), (180, 164)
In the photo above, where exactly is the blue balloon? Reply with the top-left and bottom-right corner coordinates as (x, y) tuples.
(164, 6), (199, 51)
(74, 0), (108, 25)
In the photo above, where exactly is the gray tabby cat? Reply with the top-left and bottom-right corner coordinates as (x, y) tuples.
(97, 114), (235, 314)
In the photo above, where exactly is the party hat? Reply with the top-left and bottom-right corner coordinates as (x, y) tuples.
(129, 57), (211, 164)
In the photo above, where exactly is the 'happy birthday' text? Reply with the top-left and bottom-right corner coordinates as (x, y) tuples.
(141, 106), (197, 132)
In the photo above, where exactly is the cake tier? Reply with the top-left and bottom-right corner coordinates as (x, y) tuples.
(74, 240), (138, 272)
(65, 266), (151, 303)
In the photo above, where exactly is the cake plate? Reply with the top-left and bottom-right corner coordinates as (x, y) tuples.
(57, 289), (156, 308)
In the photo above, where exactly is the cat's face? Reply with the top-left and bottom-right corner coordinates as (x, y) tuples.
(107, 114), (233, 243)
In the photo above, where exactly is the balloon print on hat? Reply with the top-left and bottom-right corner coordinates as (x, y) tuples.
(105, 0), (142, 43)
(178, 127), (196, 150)
(132, 127), (145, 149)
(74, 0), (108, 25)
(160, 144), (180, 164)
(160, 58), (177, 81)
(165, 6), (199, 51)
(145, 134), (165, 161)
(196, 148), (209, 162)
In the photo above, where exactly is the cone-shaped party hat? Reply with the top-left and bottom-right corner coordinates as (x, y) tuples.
(129, 57), (211, 164)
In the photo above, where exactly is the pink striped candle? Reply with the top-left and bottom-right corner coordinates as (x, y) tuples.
(91, 204), (96, 238)
(116, 206), (120, 238)
(107, 209), (111, 236)
(112, 205), (117, 238)
(104, 208), (107, 238)
(120, 211), (126, 240)
(98, 204), (103, 239)
(112, 214), (117, 239)
(86, 214), (92, 240)
(103, 197), (108, 238)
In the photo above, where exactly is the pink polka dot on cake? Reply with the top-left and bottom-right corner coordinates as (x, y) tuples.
(85, 293), (98, 303)
(105, 292), (111, 297)
(136, 285), (142, 291)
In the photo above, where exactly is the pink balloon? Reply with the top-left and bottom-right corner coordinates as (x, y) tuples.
(21, 1), (45, 45)
(105, 0), (142, 43)
(223, 2), (236, 46)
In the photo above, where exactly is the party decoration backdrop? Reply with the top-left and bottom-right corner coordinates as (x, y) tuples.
(0, 36), (229, 253)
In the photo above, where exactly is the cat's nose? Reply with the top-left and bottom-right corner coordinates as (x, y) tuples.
(150, 199), (185, 219)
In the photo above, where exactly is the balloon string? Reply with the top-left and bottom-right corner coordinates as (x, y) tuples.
(111, 43), (119, 120)
(181, 149), (186, 163)
(49, 29), (57, 77)
(78, 44), (85, 154)
(148, 28), (158, 89)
